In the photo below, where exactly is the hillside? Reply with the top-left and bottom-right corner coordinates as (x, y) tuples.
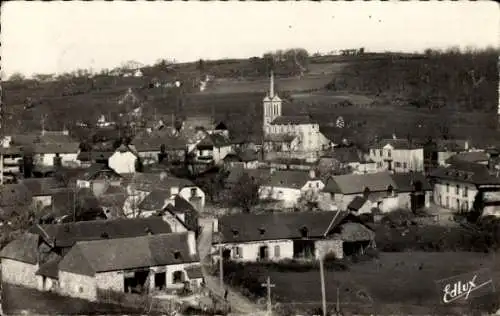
(2, 49), (499, 146)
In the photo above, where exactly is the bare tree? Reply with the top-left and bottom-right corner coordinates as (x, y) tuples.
(9, 72), (25, 81)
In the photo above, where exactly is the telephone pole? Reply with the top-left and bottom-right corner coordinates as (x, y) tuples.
(319, 254), (327, 316)
(261, 276), (275, 316)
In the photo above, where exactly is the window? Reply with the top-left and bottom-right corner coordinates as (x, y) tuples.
(79, 286), (84, 293)
(232, 247), (243, 259)
(445, 197), (449, 208)
(463, 186), (468, 198)
(316, 182), (320, 188)
(456, 199), (460, 210)
(395, 162), (401, 168)
(172, 271), (184, 284)
(387, 150), (392, 158)
(403, 162), (407, 170)
(387, 185), (394, 197)
(274, 245), (280, 258)
(379, 150), (382, 156)
(464, 200), (469, 211)
(309, 183), (313, 188)
(456, 185), (459, 195)
(190, 188), (197, 197)
(446, 183), (449, 193)
(438, 195), (442, 205)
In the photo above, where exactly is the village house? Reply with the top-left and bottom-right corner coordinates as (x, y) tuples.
(429, 161), (500, 216)
(259, 169), (325, 209)
(389, 172), (432, 212)
(0, 143), (23, 184)
(445, 151), (490, 166)
(423, 139), (473, 173)
(154, 195), (201, 235)
(323, 172), (400, 212)
(224, 165), (270, 190)
(369, 137), (424, 173)
(75, 163), (122, 196)
(21, 177), (66, 211)
(130, 136), (163, 166)
(31, 142), (81, 168)
(194, 133), (235, 165)
(57, 232), (202, 301)
(125, 172), (205, 217)
(223, 150), (259, 170)
(262, 72), (330, 160)
(0, 217), (174, 292)
(108, 145), (139, 174)
(319, 147), (377, 175)
(215, 211), (375, 262)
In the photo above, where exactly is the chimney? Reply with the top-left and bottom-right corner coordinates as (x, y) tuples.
(186, 231), (197, 257)
(464, 140), (469, 151)
(309, 169), (316, 179)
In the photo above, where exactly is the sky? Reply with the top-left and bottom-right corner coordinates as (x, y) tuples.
(2, 1), (499, 78)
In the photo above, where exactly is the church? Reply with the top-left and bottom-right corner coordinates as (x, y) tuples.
(262, 71), (331, 159)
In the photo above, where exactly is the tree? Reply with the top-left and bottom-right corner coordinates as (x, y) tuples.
(197, 59), (205, 72)
(230, 173), (260, 212)
(9, 72), (25, 81)
(467, 191), (485, 223)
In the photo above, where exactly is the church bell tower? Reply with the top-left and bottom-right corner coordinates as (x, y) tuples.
(262, 71), (282, 134)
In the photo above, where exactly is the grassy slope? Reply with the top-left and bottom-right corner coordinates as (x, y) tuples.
(265, 252), (500, 315)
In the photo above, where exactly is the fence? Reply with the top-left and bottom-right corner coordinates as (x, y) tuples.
(96, 288), (182, 314)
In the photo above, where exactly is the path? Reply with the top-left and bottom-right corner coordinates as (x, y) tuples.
(197, 218), (269, 316)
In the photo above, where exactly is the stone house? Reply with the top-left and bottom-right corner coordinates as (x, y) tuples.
(194, 133), (234, 166)
(215, 211), (375, 261)
(58, 232), (202, 301)
(0, 217), (173, 292)
(259, 169), (325, 209)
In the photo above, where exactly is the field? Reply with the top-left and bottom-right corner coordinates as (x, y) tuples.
(2, 283), (150, 315)
(257, 252), (500, 315)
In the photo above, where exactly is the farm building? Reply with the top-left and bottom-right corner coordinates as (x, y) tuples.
(58, 232), (202, 301)
(215, 211), (375, 262)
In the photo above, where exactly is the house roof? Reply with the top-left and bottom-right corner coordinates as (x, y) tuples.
(323, 147), (363, 164)
(429, 161), (500, 185)
(219, 211), (348, 243)
(263, 170), (319, 189)
(0, 183), (32, 207)
(58, 232), (198, 276)
(35, 256), (63, 279)
(347, 196), (368, 211)
(77, 151), (114, 162)
(28, 217), (172, 248)
(32, 142), (80, 154)
(390, 172), (432, 192)
(270, 115), (316, 125)
(0, 145), (23, 155)
(197, 133), (233, 148)
(324, 172), (396, 195)
(0, 232), (39, 264)
(138, 189), (170, 211)
(21, 177), (65, 197)
(446, 151), (489, 164)
(225, 166), (270, 185)
(435, 139), (471, 152)
(130, 172), (195, 192)
(77, 163), (120, 181)
(373, 139), (421, 150)
(224, 150), (258, 163)
(338, 222), (375, 242)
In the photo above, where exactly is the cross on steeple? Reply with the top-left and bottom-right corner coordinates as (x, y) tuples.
(261, 276), (275, 315)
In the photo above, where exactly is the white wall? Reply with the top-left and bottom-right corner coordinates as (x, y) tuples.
(259, 186), (301, 208)
(369, 145), (424, 173)
(37, 275), (59, 292)
(433, 180), (476, 212)
(221, 240), (294, 262)
(109, 151), (137, 174)
(35, 153), (79, 167)
(59, 270), (97, 301)
(1, 259), (39, 289)
(96, 271), (124, 292)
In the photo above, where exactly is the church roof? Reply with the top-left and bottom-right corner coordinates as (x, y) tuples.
(270, 115), (316, 125)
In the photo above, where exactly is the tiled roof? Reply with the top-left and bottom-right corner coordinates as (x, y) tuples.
(263, 170), (318, 189)
(429, 161), (500, 185)
(219, 211), (348, 243)
(138, 189), (170, 211)
(21, 177), (65, 197)
(225, 166), (270, 185)
(373, 139), (421, 150)
(130, 172), (195, 192)
(270, 115), (316, 125)
(390, 172), (432, 192)
(77, 151), (114, 162)
(338, 222), (375, 242)
(347, 196), (368, 211)
(59, 232), (198, 276)
(446, 151), (489, 164)
(324, 172), (396, 195)
(197, 134), (233, 148)
(77, 163), (119, 181)
(0, 232), (39, 264)
(28, 217), (172, 248)
(32, 142), (80, 154)
(0, 183), (32, 207)
(0, 146), (23, 155)
(264, 134), (298, 143)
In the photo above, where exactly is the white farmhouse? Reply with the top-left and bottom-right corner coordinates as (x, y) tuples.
(369, 137), (424, 173)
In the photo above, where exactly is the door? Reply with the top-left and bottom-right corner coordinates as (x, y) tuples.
(258, 245), (269, 260)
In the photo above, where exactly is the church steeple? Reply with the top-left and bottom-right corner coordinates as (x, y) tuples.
(270, 70), (274, 98)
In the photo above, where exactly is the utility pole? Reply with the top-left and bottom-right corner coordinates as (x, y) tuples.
(219, 241), (223, 289)
(319, 254), (327, 316)
(261, 276), (275, 316)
